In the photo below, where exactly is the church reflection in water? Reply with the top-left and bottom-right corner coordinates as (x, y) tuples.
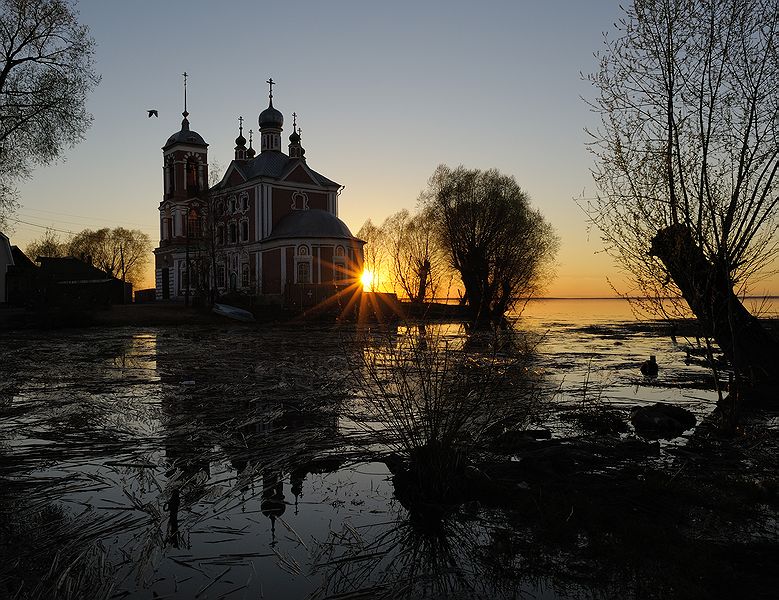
(154, 330), (345, 549)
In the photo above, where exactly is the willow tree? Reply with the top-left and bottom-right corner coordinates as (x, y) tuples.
(66, 227), (151, 288)
(422, 165), (558, 327)
(381, 208), (448, 303)
(587, 0), (779, 384)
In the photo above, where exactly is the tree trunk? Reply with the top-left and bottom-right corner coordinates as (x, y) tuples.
(414, 259), (430, 304)
(650, 224), (779, 386)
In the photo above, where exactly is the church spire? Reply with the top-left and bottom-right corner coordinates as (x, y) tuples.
(181, 71), (190, 130)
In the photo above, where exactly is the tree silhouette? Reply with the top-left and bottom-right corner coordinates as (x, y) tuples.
(421, 165), (557, 327)
(0, 0), (99, 229)
(586, 0), (779, 385)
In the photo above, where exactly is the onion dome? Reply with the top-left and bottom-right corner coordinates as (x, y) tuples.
(259, 100), (283, 130)
(235, 131), (246, 146)
(259, 77), (283, 129)
(246, 129), (256, 158)
(289, 128), (300, 144)
(164, 112), (207, 148)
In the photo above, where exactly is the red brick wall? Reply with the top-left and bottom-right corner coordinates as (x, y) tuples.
(285, 246), (294, 285)
(262, 248), (281, 293)
(320, 246), (334, 283)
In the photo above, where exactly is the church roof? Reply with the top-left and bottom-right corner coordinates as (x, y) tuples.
(215, 152), (340, 188)
(266, 209), (355, 241)
(164, 127), (207, 148)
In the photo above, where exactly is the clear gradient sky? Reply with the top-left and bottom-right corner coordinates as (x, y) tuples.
(10, 0), (778, 297)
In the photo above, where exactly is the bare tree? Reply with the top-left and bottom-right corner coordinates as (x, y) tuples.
(66, 227), (151, 288)
(381, 208), (448, 303)
(0, 0), (99, 227)
(356, 219), (385, 291)
(421, 165), (558, 327)
(586, 0), (779, 383)
(25, 227), (65, 259)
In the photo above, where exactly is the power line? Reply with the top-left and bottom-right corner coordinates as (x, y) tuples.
(17, 211), (157, 234)
(8, 217), (158, 239)
(7, 218), (78, 235)
(21, 206), (153, 229)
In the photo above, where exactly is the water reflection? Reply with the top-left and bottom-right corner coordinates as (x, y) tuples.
(0, 317), (774, 599)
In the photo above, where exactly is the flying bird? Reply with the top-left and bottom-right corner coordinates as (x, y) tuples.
(147, 109), (159, 118)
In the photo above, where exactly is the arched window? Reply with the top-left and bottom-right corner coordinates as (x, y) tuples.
(188, 209), (201, 238)
(240, 220), (249, 242)
(297, 261), (311, 284)
(162, 214), (172, 240)
(241, 263), (250, 287)
(228, 222), (237, 244)
(216, 224), (225, 246)
(186, 160), (198, 190)
(335, 245), (345, 257)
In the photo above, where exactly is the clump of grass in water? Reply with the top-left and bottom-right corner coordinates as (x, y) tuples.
(564, 359), (628, 436)
(349, 324), (548, 505)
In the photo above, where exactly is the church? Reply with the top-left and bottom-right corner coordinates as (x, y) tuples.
(154, 78), (365, 308)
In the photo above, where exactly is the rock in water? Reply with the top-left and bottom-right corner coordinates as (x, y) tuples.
(630, 403), (696, 439)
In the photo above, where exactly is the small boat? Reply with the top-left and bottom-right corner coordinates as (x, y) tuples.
(212, 303), (256, 322)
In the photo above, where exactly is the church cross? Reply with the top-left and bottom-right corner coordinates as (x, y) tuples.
(267, 77), (275, 99)
(238, 115), (243, 134)
(182, 71), (188, 115)
(292, 112), (297, 128)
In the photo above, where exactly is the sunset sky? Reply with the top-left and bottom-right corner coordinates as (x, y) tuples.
(10, 0), (778, 297)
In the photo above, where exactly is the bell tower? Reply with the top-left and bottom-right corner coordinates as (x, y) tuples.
(154, 72), (209, 301)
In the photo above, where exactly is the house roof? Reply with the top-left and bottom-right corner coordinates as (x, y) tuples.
(266, 209), (356, 241)
(10, 246), (35, 270)
(37, 256), (119, 281)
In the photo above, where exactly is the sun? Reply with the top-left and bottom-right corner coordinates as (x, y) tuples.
(360, 269), (375, 291)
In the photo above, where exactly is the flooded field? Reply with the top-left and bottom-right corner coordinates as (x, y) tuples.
(1, 302), (777, 599)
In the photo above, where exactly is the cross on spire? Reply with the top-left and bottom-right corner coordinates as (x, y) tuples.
(266, 77), (275, 100)
(238, 115), (243, 134)
(182, 71), (188, 117)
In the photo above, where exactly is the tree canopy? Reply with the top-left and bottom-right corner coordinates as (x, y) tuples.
(26, 226), (151, 288)
(421, 165), (558, 326)
(0, 0), (99, 229)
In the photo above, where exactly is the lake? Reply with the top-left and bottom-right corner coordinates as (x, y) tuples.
(0, 299), (775, 599)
